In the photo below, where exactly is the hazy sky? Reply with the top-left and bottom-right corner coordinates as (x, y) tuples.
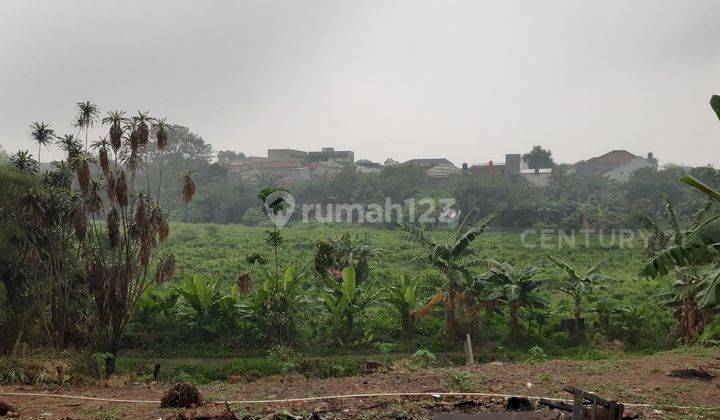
(1, 0), (719, 166)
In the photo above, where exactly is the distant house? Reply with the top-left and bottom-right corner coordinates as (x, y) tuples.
(237, 160), (309, 183)
(307, 147), (354, 164)
(520, 168), (553, 187)
(405, 158), (455, 168)
(356, 160), (384, 174)
(227, 156), (268, 174)
(425, 164), (461, 178)
(471, 160), (506, 177)
(574, 150), (657, 182)
(268, 149), (307, 162)
(308, 160), (344, 179)
(470, 154), (552, 187)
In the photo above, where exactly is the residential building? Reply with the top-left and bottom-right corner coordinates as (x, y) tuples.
(405, 158), (455, 168)
(520, 168), (553, 187)
(574, 150), (657, 182)
(227, 156), (267, 174)
(268, 149), (307, 162)
(471, 160), (506, 177)
(306, 147), (354, 163)
(308, 161), (344, 179)
(237, 160), (310, 183)
(425, 163), (461, 178)
(356, 160), (384, 174)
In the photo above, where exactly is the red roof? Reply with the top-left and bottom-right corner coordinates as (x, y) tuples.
(583, 150), (637, 165)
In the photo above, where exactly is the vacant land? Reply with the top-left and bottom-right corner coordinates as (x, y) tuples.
(1, 349), (719, 419)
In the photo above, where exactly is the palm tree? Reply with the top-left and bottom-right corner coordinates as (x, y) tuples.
(398, 209), (499, 340)
(101, 110), (128, 152)
(475, 261), (547, 342)
(10, 151), (38, 173)
(91, 137), (111, 175)
(30, 121), (55, 165)
(547, 255), (612, 342)
(76, 101), (100, 150)
(56, 134), (82, 159)
(152, 118), (172, 199)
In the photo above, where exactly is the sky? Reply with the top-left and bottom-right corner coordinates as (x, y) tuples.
(1, 0), (719, 167)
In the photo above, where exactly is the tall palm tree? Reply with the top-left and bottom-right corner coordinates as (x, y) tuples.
(547, 255), (612, 342)
(398, 209), (499, 340)
(30, 121), (54, 165)
(76, 101), (100, 150)
(475, 261), (547, 342)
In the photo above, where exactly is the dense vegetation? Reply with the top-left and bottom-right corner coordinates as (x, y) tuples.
(1, 98), (720, 385)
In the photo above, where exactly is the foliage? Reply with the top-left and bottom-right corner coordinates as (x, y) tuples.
(548, 255), (612, 341)
(475, 261), (548, 341)
(398, 209), (499, 340)
(317, 267), (378, 344)
(522, 145), (554, 169)
(385, 275), (419, 338)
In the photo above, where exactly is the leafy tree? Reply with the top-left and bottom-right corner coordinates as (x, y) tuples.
(522, 145), (554, 169)
(547, 256), (612, 342)
(398, 209), (499, 340)
(217, 150), (246, 165)
(475, 261), (548, 342)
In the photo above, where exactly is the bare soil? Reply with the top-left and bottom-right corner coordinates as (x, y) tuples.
(2, 350), (720, 419)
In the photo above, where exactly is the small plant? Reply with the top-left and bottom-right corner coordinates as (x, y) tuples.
(266, 345), (300, 373)
(375, 342), (398, 354)
(445, 369), (477, 392)
(526, 346), (548, 364)
(411, 348), (436, 368)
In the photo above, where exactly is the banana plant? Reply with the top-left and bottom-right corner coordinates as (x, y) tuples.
(397, 208), (500, 340)
(135, 286), (179, 322)
(176, 275), (234, 335)
(317, 266), (378, 344)
(475, 261), (548, 342)
(641, 96), (720, 286)
(547, 255), (613, 342)
(241, 265), (308, 344)
(386, 275), (419, 338)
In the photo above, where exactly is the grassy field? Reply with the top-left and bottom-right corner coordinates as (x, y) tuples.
(167, 222), (656, 286)
(158, 222), (674, 354)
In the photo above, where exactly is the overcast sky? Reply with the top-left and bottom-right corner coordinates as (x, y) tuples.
(1, 0), (719, 166)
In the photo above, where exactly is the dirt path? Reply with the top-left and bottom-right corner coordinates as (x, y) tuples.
(1, 350), (719, 419)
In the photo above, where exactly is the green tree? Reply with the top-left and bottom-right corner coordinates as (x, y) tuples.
(522, 145), (554, 170)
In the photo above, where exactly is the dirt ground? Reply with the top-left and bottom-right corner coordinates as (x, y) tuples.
(1, 350), (719, 419)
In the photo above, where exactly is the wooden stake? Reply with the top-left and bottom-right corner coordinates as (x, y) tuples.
(465, 334), (474, 366)
(153, 363), (162, 381)
(56, 365), (64, 384)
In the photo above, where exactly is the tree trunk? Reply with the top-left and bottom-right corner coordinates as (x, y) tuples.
(509, 302), (520, 342)
(573, 299), (582, 343)
(446, 282), (460, 341)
